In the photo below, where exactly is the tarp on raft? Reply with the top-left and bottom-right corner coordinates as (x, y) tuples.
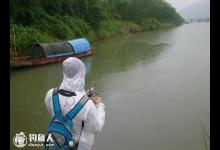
(31, 38), (91, 59)
(31, 42), (73, 59)
(67, 38), (91, 54)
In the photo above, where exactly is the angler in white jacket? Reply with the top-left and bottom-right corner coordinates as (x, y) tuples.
(45, 57), (105, 150)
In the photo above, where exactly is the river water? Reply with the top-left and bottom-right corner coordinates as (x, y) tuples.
(10, 22), (210, 150)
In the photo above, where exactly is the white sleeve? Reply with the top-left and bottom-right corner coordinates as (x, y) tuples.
(77, 102), (105, 150)
(45, 89), (54, 117)
(93, 103), (106, 132)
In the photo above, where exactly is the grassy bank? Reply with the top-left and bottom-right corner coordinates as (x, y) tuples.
(10, 18), (178, 57)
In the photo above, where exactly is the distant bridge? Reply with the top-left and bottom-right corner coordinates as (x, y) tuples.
(184, 18), (210, 23)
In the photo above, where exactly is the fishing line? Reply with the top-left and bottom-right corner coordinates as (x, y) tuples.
(93, 33), (132, 89)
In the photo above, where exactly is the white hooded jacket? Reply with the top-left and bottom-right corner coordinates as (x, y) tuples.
(45, 57), (105, 150)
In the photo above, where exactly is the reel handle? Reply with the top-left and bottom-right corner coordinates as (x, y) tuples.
(86, 82), (98, 97)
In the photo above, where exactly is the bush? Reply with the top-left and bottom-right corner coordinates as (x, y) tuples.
(141, 19), (161, 31)
(129, 23), (142, 33)
(33, 13), (74, 40)
(10, 24), (57, 56)
(97, 19), (139, 39)
(86, 30), (96, 42)
(33, 13), (93, 40)
(61, 16), (92, 39)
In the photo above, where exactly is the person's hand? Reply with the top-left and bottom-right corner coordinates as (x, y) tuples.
(92, 96), (103, 105)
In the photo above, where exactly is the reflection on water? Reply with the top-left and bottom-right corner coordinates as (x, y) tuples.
(11, 23), (209, 150)
(85, 31), (171, 90)
(83, 56), (93, 74)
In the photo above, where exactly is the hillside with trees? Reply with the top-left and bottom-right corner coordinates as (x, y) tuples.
(10, 0), (183, 57)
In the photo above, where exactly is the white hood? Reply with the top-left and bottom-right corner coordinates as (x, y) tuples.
(60, 57), (86, 94)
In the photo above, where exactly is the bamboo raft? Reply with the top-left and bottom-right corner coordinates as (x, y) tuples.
(10, 38), (94, 68)
(10, 49), (94, 68)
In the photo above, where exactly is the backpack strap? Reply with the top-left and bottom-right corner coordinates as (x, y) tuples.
(65, 95), (90, 120)
(52, 87), (61, 115)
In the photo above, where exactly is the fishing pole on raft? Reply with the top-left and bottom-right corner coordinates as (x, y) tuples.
(87, 33), (133, 96)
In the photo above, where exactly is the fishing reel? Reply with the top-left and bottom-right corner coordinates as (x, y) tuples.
(86, 81), (99, 98)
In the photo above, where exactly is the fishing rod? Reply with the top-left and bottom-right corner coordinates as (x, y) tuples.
(87, 33), (132, 97)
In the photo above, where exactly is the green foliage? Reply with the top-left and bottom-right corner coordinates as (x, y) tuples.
(141, 19), (161, 31)
(10, 24), (57, 56)
(31, 12), (74, 39)
(97, 19), (140, 39)
(10, 0), (183, 56)
(146, 0), (184, 25)
(61, 16), (92, 38)
(73, 0), (108, 30)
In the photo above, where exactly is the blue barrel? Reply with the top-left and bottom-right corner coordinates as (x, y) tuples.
(67, 38), (91, 54)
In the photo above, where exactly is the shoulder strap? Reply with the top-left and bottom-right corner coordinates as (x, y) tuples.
(52, 87), (61, 115)
(65, 95), (90, 120)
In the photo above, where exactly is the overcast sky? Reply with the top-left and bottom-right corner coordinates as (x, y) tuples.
(166, 0), (202, 11)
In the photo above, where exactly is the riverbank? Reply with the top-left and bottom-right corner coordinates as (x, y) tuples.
(10, 19), (179, 58)
(94, 20), (178, 40)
